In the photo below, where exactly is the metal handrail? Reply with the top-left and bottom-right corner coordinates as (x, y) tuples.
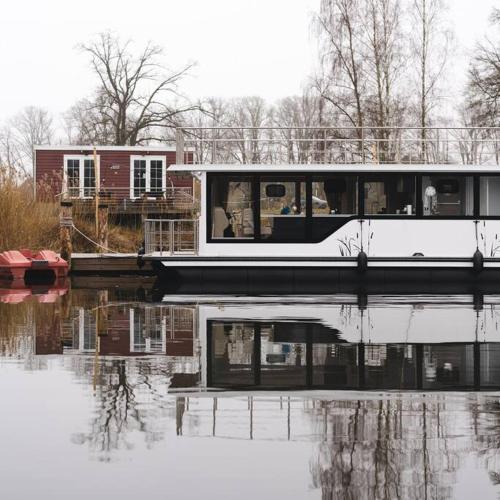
(144, 218), (199, 256)
(176, 126), (500, 166)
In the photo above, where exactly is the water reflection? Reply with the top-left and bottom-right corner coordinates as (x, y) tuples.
(202, 297), (500, 391)
(4, 290), (500, 391)
(2, 287), (500, 497)
(70, 357), (175, 462)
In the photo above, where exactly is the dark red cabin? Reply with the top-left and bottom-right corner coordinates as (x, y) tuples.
(34, 145), (193, 203)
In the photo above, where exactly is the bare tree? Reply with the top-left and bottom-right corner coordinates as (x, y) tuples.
(409, 0), (452, 151)
(227, 96), (270, 163)
(70, 32), (198, 146)
(314, 0), (407, 162)
(466, 8), (500, 126)
(0, 106), (53, 175)
(0, 126), (24, 175)
(314, 0), (366, 137)
(363, 1), (406, 125)
(64, 96), (117, 145)
(273, 91), (327, 162)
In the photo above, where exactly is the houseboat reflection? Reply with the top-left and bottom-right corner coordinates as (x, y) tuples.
(31, 293), (500, 391)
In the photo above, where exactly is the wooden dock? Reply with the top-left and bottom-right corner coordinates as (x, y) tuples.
(71, 253), (154, 275)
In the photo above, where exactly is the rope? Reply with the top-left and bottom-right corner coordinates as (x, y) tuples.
(71, 224), (121, 254)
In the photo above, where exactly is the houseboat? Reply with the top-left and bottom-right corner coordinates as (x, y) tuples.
(144, 162), (500, 291)
(137, 126), (500, 292)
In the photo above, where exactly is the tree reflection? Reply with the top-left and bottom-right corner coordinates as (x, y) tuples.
(72, 358), (174, 462)
(309, 398), (462, 500)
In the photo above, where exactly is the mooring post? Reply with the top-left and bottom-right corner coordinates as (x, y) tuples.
(97, 203), (109, 252)
(97, 289), (109, 337)
(59, 201), (73, 267)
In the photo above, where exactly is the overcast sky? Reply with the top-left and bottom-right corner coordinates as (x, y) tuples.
(0, 0), (497, 124)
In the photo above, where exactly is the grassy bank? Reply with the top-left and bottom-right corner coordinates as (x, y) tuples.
(0, 167), (141, 253)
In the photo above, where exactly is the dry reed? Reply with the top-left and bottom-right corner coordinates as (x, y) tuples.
(0, 166), (141, 253)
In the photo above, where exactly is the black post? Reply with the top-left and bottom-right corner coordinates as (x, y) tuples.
(474, 341), (481, 391)
(358, 176), (365, 216)
(254, 323), (261, 387)
(416, 344), (423, 390)
(305, 174), (312, 241)
(253, 175), (261, 241)
(358, 343), (365, 389)
(416, 175), (423, 217)
(473, 175), (480, 217)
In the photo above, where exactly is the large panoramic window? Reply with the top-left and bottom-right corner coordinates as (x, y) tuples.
(64, 155), (96, 198)
(422, 175), (473, 216)
(130, 156), (166, 199)
(364, 175), (416, 215)
(480, 176), (500, 216)
(210, 176), (254, 239)
(311, 175), (358, 240)
(208, 320), (358, 389)
(260, 177), (306, 241)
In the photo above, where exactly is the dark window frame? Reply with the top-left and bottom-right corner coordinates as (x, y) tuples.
(362, 173), (417, 216)
(206, 172), (495, 244)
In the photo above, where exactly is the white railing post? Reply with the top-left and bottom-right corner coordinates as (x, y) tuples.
(176, 128), (185, 165)
(169, 220), (174, 256)
(159, 220), (163, 256)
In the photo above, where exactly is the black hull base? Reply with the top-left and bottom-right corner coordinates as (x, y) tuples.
(151, 264), (500, 295)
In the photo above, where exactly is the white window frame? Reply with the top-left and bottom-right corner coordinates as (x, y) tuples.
(63, 154), (100, 199)
(129, 155), (167, 199)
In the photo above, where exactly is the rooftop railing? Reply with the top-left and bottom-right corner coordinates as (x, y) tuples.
(175, 127), (500, 166)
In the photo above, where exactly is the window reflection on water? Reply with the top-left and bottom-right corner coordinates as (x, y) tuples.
(4, 289), (500, 497)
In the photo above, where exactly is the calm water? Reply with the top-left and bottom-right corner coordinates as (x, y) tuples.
(2, 280), (500, 499)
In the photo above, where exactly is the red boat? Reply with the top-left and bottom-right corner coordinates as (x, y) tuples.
(0, 250), (68, 283)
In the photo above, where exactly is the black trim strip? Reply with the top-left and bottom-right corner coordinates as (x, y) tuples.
(145, 255), (498, 263)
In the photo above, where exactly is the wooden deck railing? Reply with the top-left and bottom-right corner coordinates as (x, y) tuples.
(56, 186), (196, 214)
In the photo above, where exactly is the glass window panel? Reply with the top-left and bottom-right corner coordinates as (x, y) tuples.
(312, 175), (357, 215)
(210, 176), (254, 239)
(133, 159), (147, 198)
(260, 323), (307, 388)
(480, 177), (500, 216)
(150, 160), (163, 193)
(66, 159), (80, 197)
(210, 322), (255, 387)
(422, 344), (474, 390)
(260, 178), (306, 241)
(83, 159), (95, 197)
(312, 343), (358, 389)
(364, 175), (415, 215)
(312, 175), (358, 241)
(480, 343), (500, 388)
(363, 344), (418, 390)
(422, 175), (473, 216)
